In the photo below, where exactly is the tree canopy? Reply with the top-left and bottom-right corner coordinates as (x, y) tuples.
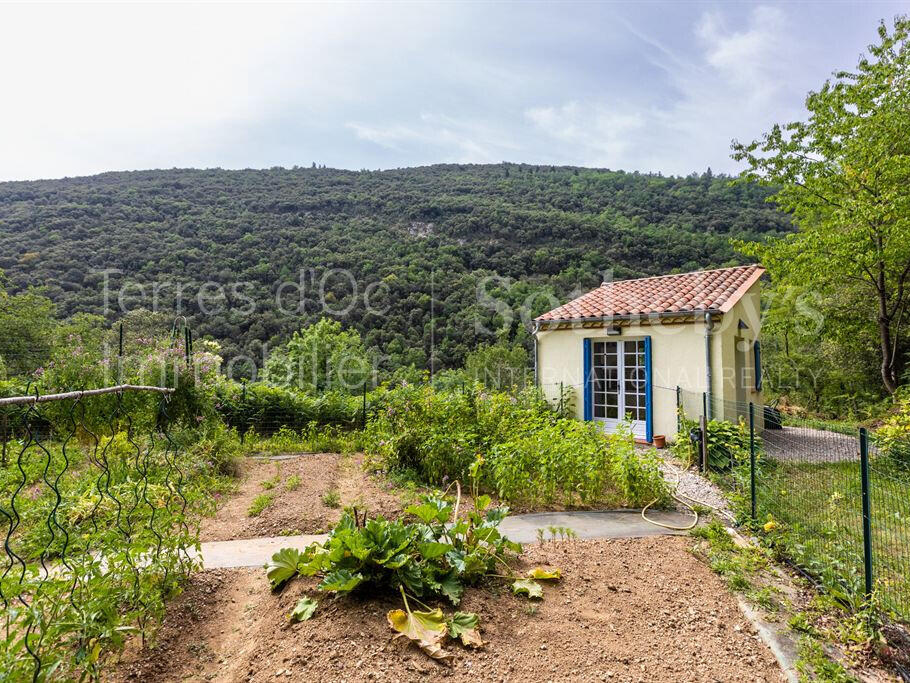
(735, 16), (910, 397)
(0, 164), (790, 375)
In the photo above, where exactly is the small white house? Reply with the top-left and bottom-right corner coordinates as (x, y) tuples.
(533, 265), (765, 443)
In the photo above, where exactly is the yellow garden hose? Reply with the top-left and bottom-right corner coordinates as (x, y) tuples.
(641, 462), (737, 531)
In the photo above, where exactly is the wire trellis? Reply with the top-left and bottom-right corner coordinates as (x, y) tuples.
(0, 385), (199, 681)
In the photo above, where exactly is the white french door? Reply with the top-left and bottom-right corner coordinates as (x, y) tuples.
(591, 339), (647, 439)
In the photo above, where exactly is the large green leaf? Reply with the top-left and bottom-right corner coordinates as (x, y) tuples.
(266, 547), (302, 590)
(418, 542), (452, 560)
(289, 597), (318, 623)
(447, 611), (483, 648)
(405, 503), (447, 525)
(387, 607), (453, 665)
(319, 569), (364, 593)
(436, 571), (463, 605)
(445, 549), (466, 573)
(341, 532), (371, 561)
(511, 578), (543, 599)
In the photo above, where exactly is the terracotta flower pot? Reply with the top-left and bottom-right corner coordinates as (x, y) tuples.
(652, 434), (666, 449)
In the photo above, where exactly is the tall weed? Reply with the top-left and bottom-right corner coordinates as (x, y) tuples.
(364, 383), (668, 508)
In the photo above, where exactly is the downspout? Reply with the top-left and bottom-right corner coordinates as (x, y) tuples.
(705, 312), (715, 419)
(532, 321), (540, 386)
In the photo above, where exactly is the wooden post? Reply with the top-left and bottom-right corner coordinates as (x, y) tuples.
(1, 410), (7, 467)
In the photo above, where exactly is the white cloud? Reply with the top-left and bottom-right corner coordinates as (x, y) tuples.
(696, 6), (788, 101)
(347, 113), (518, 164)
(523, 5), (809, 174)
(524, 102), (644, 167)
(0, 2), (899, 180)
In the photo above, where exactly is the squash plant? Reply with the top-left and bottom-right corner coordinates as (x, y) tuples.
(265, 492), (560, 664)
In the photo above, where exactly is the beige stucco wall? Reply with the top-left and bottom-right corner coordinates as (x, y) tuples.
(536, 280), (763, 442)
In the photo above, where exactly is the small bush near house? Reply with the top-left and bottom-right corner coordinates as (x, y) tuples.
(672, 414), (754, 470)
(363, 383), (668, 508)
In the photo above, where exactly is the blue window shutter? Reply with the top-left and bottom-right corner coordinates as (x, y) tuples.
(644, 336), (653, 443)
(754, 340), (763, 390)
(583, 338), (592, 421)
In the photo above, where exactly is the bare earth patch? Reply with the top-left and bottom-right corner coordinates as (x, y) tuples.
(200, 454), (406, 542)
(110, 536), (783, 682)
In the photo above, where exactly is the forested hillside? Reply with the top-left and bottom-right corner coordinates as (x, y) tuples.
(0, 163), (790, 372)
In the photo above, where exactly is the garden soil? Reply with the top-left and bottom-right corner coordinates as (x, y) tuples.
(200, 454), (405, 542)
(110, 536), (783, 682)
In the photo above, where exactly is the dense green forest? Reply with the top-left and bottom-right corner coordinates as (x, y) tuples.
(0, 163), (790, 374)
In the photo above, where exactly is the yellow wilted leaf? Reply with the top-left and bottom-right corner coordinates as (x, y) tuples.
(387, 607), (454, 665)
(527, 567), (561, 580)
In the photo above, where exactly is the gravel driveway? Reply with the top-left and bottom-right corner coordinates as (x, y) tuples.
(761, 426), (871, 463)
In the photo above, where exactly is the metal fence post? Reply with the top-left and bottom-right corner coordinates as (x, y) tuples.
(559, 381), (564, 416)
(859, 428), (873, 600)
(676, 385), (681, 433)
(749, 402), (756, 521)
(699, 413), (708, 473)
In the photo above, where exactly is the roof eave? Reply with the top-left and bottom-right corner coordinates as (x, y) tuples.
(534, 308), (719, 328)
(717, 266), (766, 313)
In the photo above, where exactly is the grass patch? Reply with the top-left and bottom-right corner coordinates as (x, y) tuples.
(747, 457), (910, 619)
(248, 493), (274, 517)
(691, 520), (770, 595)
(796, 639), (856, 682)
(242, 424), (358, 455)
(285, 475), (301, 491)
(321, 489), (341, 508)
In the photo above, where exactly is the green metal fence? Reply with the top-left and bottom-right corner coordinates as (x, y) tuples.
(678, 388), (910, 623)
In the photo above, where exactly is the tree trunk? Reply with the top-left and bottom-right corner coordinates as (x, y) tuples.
(875, 255), (899, 395)
(879, 317), (899, 394)
(877, 285), (899, 394)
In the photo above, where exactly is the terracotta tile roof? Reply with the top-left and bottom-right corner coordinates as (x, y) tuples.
(535, 265), (765, 322)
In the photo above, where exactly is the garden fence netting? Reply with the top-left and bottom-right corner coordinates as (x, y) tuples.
(676, 386), (910, 624)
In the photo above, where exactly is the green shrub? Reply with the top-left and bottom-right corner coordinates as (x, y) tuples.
(242, 422), (357, 454)
(363, 383), (668, 508)
(214, 381), (362, 434)
(874, 390), (910, 465)
(672, 413), (754, 470)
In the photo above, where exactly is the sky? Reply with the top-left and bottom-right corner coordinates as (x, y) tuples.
(0, 1), (905, 182)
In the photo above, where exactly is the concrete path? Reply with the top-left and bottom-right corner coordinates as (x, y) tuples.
(198, 508), (695, 569)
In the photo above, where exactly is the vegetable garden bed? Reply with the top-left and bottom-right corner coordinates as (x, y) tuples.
(109, 536), (783, 682)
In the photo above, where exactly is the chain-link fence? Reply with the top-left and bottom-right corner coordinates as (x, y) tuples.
(678, 387), (910, 624)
